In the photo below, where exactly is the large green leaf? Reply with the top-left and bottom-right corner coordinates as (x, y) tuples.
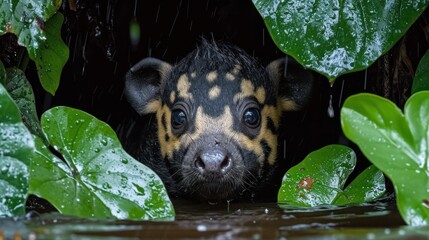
(278, 145), (356, 207)
(412, 50), (429, 94)
(30, 106), (175, 220)
(341, 91), (429, 226)
(252, 0), (429, 81)
(0, 1), (68, 95)
(2, 67), (46, 143)
(333, 165), (385, 205)
(0, 83), (33, 217)
(278, 145), (385, 207)
(278, 145), (386, 208)
(31, 12), (69, 95)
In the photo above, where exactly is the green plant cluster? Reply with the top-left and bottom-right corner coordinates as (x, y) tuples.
(0, 64), (174, 220)
(0, 0), (174, 220)
(252, 0), (429, 83)
(252, 0), (429, 226)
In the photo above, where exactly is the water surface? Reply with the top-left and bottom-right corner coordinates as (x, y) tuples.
(2, 199), (429, 239)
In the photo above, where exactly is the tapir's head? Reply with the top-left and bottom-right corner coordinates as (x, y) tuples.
(125, 40), (313, 202)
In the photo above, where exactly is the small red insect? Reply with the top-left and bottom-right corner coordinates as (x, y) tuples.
(297, 177), (315, 191)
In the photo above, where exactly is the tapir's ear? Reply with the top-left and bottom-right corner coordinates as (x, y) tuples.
(266, 56), (314, 111)
(124, 57), (172, 115)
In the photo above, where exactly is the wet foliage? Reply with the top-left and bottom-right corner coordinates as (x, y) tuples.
(341, 91), (429, 226)
(0, 79), (175, 219)
(1, 66), (46, 144)
(0, 0), (68, 95)
(412, 50), (429, 94)
(252, 0), (429, 82)
(0, 65), (175, 220)
(0, 0), (175, 220)
(30, 106), (174, 220)
(278, 145), (385, 207)
(0, 77), (175, 219)
(0, 80), (33, 217)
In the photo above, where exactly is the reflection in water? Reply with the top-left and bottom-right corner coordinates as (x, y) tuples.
(2, 199), (428, 239)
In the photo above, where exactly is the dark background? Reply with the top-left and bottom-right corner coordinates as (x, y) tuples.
(1, 0), (429, 191)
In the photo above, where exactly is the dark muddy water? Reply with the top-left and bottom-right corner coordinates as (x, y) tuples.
(2, 199), (429, 239)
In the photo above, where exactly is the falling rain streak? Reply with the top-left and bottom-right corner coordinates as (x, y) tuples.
(327, 83), (335, 118)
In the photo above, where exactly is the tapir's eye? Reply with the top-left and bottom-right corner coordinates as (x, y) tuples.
(243, 108), (261, 128)
(172, 109), (187, 129)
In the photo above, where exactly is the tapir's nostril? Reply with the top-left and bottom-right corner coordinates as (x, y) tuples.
(194, 148), (232, 175)
(219, 156), (231, 172)
(195, 157), (205, 170)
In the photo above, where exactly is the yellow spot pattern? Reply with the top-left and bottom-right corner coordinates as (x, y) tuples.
(208, 85), (221, 100)
(233, 79), (266, 104)
(177, 74), (193, 100)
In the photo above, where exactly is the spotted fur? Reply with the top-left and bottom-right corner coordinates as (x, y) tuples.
(125, 39), (313, 202)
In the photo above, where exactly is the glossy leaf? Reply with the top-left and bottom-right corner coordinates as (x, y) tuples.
(278, 145), (385, 207)
(341, 91), (429, 226)
(30, 106), (175, 220)
(31, 12), (69, 95)
(252, 0), (429, 81)
(0, 1), (68, 95)
(334, 165), (385, 205)
(0, 83), (33, 217)
(2, 67), (46, 143)
(412, 50), (429, 94)
(278, 145), (356, 207)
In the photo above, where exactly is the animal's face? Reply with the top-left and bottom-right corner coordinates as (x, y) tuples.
(125, 40), (313, 201)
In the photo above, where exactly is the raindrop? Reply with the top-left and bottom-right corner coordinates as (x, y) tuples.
(169, 8), (180, 37)
(120, 175), (128, 187)
(102, 182), (112, 189)
(94, 148), (100, 153)
(121, 158), (129, 164)
(133, 0), (138, 16)
(327, 94), (335, 118)
(129, 19), (141, 48)
(338, 79), (345, 108)
(101, 139), (108, 146)
(197, 225), (207, 232)
(327, 83), (335, 118)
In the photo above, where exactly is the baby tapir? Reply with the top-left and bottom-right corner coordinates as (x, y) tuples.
(124, 39), (313, 202)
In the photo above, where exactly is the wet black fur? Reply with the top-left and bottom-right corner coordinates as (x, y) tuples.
(124, 39), (314, 202)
